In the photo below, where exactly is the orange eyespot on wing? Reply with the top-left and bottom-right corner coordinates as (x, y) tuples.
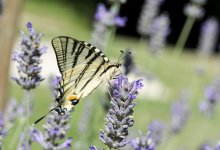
(67, 95), (79, 101)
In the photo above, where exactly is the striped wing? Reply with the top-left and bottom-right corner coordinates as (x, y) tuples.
(52, 36), (117, 99)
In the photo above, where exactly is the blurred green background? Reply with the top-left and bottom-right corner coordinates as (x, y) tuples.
(5, 0), (220, 149)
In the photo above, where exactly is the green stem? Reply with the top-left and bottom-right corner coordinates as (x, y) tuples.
(104, 2), (120, 52)
(173, 17), (196, 57)
(26, 90), (30, 149)
(9, 119), (25, 149)
(104, 26), (116, 52)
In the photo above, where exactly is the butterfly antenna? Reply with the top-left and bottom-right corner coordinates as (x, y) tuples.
(32, 107), (57, 126)
(117, 50), (124, 64)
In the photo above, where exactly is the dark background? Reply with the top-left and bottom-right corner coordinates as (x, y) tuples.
(117, 0), (220, 50)
(72, 0), (220, 50)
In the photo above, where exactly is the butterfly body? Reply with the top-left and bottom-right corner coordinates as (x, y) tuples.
(52, 36), (120, 115)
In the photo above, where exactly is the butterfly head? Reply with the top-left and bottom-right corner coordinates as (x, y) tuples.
(55, 95), (80, 115)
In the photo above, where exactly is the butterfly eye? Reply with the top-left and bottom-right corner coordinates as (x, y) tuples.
(71, 99), (79, 105)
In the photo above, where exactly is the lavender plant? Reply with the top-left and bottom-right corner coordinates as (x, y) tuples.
(12, 21), (47, 149)
(215, 143), (220, 150)
(174, 0), (207, 56)
(91, 3), (126, 51)
(74, 100), (95, 149)
(99, 75), (143, 149)
(199, 78), (220, 117)
(12, 22), (47, 90)
(30, 109), (72, 149)
(169, 92), (190, 134)
(107, 0), (127, 4)
(149, 14), (170, 55)
(184, 0), (207, 19)
(90, 146), (98, 150)
(30, 75), (72, 149)
(17, 132), (32, 150)
(0, 99), (19, 148)
(137, 0), (164, 37)
(147, 120), (164, 145)
(199, 141), (220, 150)
(199, 143), (212, 150)
(197, 18), (219, 56)
(48, 75), (61, 99)
(78, 100), (94, 134)
(131, 131), (155, 150)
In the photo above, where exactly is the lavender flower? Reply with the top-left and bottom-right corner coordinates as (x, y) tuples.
(131, 131), (155, 150)
(12, 22), (47, 90)
(197, 18), (219, 56)
(192, 0), (207, 5)
(108, 0), (127, 4)
(48, 75), (61, 99)
(78, 100), (94, 133)
(0, 98), (20, 148)
(99, 75), (143, 149)
(215, 143), (220, 150)
(91, 3), (127, 50)
(90, 146), (98, 150)
(91, 22), (109, 51)
(184, 0), (207, 18)
(169, 92), (190, 134)
(147, 120), (164, 145)
(137, 0), (164, 37)
(95, 3), (127, 27)
(17, 132), (32, 150)
(29, 76), (69, 149)
(199, 143), (212, 150)
(30, 109), (72, 149)
(199, 78), (220, 117)
(149, 14), (170, 55)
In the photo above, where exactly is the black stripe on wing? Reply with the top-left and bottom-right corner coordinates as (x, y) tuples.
(74, 49), (101, 87)
(52, 36), (110, 75)
(52, 36), (81, 74)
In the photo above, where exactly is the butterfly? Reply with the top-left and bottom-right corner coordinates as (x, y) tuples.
(33, 36), (120, 125)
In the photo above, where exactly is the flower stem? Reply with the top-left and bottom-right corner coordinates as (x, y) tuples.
(9, 119), (25, 149)
(26, 90), (30, 149)
(104, 2), (120, 52)
(173, 16), (196, 57)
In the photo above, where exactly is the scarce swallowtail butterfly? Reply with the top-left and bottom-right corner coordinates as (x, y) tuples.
(33, 36), (120, 125)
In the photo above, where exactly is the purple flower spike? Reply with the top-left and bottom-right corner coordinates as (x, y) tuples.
(30, 106), (72, 149)
(199, 143), (212, 150)
(0, 98), (22, 148)
(149, 14), (170, 55)
(184, 0), (207, 19)
(90, 146), (98, 150)
(215, 143), (220, 150)
(108, 0), (127, 4)
(197, 17), (219, 55)
(137, 0), (165, 36)
(100, 75), (143, 149)
(94, 3), (127, 27)
(148, 120), (164, 145)
(95, 4), (107, 21)
(169, 91), (191, 134)
(199, 78), (220, 117)
(131, 131), (155, 150)
(12, 22), (47, 90)
(114, 16), (127, 27)
(26, 22), (32, 30)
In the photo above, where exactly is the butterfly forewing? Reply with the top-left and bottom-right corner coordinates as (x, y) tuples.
(52, 36), (118, 100)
